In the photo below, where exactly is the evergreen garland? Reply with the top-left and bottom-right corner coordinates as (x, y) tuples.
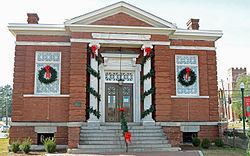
(87, 86), (101, 102)
(120, 110), (128, 135)
(140, 49), (154, 65)
(87, 47), (102, 65)
(141, 68), (154, 84)
(141, 87), (155, 102)
(87, 65), (100, 79)
(177, 68), (197, 87)
(87, 106), (101, 119)
(141, 104), (155, 119)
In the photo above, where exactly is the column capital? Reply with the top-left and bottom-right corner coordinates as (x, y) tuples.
(141, 44), (153, 50)
(89, 42), (100, 49)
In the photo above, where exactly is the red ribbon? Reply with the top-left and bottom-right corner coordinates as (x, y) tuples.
(45, 65), (50, 79)
(119, 108), (125, 113)
(145, 47), (151, 56)
(125, 132), (131, 145)
(186, 67), (191, 81)
(91, 45), (97, 58)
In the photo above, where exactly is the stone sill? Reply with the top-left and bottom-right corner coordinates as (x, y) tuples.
(171, 95), (209, 98)
(23, 94), (70, 97)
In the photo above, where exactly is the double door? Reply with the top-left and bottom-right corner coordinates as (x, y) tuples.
(105, 83), (133, 122)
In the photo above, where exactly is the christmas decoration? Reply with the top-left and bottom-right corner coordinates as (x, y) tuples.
(141, 104), (155, 118)
(186, 67), (190, 81)
(145, 47), (151, 56)
(141, 87), (155, 102)
(177, 68), (197, 87)
(91, 45), (97, 58)
(38, 65), (57, 84)
(140, 49), (154, 65)
(119, 108), (125, 112)
(119, 108), (129, 152)
(87, 86), (101, 102)
(88, 47), (102, 65)
(141, 68), (154, 84)
(125, 132), (132, 145)
(87, 106), (101, 119)
(87, 65), (100, 79)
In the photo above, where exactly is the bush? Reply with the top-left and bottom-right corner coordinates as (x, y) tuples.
(42, 137), (56, 153)
(191, 136), (200, 147)
(201, 138), (210, 149)
(20, 138), (32, 154)
(10, 141), (20, 153)
(215, 138), (224, 147)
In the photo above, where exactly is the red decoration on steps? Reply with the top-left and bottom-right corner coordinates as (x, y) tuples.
(119, 108), (125, 113)
(125, 132), (131, 145)
(186, 67), (190, 81)
(45, 65), (51, 79)
(91, 45), (97, 58)
(145, 47), (151, 56)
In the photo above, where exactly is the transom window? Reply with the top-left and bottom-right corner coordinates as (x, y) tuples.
(35, 52), (61, 94)
(105, 72), (134, 82)
(175, 55), (199, 96)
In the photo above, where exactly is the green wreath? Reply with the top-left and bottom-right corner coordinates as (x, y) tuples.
(38, 66), (57, 84)
(177, 68), (196, 87)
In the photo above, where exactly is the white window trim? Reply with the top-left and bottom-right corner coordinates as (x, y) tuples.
(34, 51), (61, 95)
(175, 55), (199, 96)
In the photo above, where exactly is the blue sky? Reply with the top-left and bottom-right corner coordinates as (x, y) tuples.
(1, 0), (250, 87)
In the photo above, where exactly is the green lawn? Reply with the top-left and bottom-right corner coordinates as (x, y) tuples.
(228, 122), (249, 129)
(202, 147), (246, 156)
(0, 138), (9, 156)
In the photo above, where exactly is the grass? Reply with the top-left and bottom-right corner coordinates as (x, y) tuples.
(0, 138), (9, 156)
(202, 147), (246, 156)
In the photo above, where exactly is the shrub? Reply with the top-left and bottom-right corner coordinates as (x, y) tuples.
(201, 138), (210, 149)
(191, 136), (200, 147)
(10, 141), (20, 153)
(42, 137), (56, 153)
(215, 138), (224, 147)
(20, 138), (32, 154)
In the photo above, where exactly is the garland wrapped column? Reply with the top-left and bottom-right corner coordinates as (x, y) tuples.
(141, 45), (155, 124)
(88, 43), (100, 123)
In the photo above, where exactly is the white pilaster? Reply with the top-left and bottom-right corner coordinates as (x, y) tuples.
(88, 43), (100, 125)
(141, 44), (155, 125)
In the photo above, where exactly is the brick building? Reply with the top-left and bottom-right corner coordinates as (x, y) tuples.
(8, 1), (223, 153)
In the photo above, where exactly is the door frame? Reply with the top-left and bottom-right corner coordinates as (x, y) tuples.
(99, 53), (141, 123)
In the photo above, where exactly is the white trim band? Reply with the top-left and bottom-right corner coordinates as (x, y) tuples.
(23, 94), (70, 97)
(171, 96), (209, 98)
(15, 41), (71, 46)
(170, 46), (216, 51)
(71, 38), (170, 45)
(92, 33), (151, 40)
(156, 122), (220, 126)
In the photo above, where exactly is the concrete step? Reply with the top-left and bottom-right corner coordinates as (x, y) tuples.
(80, 136), (166, 141)
(79, 139), (169, 145)
(128, 147), (181, 152)
(68, 148), (125, 154)
(81, 129), (163, 133)
(100, 122), (141, 126)
(78, 144), (123, 149)
(81, 125), (162, 130)
(80, 132), (164, 137)
(128, 143), (171, 148)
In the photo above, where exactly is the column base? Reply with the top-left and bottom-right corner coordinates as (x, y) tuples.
(142, 118), (155, 126)
(87, 120), (100, 127)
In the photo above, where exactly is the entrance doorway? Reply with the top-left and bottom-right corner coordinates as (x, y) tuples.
(105, 83), (133, 122)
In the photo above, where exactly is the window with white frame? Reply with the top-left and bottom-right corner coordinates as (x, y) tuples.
(175, 55), (199, 96)
(35, 52), (61, 94)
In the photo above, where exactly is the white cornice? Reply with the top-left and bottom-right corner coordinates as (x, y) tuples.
(64, 1), (176, 28)
(8, 23), (69, 36)
(92, 33), (151, 40)
(170, 46), (216, 51)
(170, 29), (223, 41)
(67, 24), (175, 35)
(15, 41), (70, 46)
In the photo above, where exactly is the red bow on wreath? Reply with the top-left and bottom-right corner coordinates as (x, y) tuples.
(145, 47), (151, 56)
(45, 65), (51, 79)
(186, 67), (191, 81)
(119, 108), (125, 113)
(91, 45), (97, 58)
(125, 132), (131, 145)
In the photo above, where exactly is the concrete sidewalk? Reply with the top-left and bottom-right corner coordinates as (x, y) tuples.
(46, 150), (202, 156)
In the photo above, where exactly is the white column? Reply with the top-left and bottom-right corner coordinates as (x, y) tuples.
(141, 44), (155, 125)
(88, 42), (100, 125)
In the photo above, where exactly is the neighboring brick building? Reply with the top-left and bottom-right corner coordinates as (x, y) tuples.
(8, 1), (222, 152)
(226, 67), (247, 121)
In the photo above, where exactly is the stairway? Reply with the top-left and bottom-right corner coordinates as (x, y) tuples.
(70, 123), (181, 154)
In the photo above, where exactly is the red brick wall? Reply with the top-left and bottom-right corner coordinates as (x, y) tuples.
(90, 12), (153, 27)
(9, 126), (37, 145)
(162, 126), (182, 147)
(69, 42), (88, 122)
(198, 125), (219, 142)
(68, 127), (80, 148)
(55, 127), (68, 145)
